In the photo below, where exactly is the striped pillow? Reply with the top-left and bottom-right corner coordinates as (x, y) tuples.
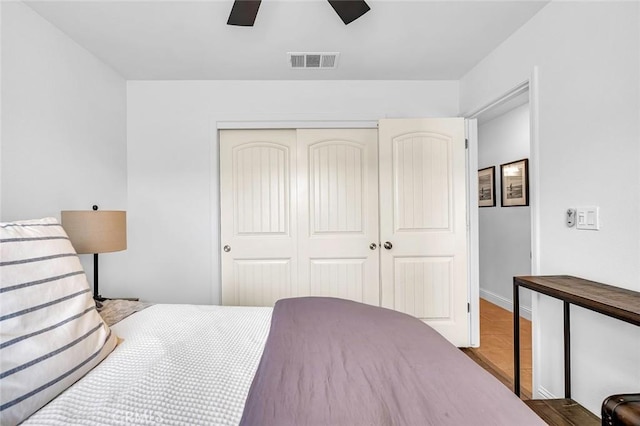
(0, 217), (117, 425)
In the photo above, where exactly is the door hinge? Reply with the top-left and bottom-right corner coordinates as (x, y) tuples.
(465, 138), (469, 149)
(467, 302), (470, 313)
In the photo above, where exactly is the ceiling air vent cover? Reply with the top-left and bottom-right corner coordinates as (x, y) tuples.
(288, 52), (340, 69)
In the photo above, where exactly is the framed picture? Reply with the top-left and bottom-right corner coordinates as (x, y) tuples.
(500, 159), (529, 207)
(478, 166), (496, 207)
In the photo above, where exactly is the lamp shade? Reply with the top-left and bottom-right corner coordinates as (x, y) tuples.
(61, 210), (126, 254)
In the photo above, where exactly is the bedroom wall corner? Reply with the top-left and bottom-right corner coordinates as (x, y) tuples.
(0, 1), (127, 291)
(460, 1), (640, 415)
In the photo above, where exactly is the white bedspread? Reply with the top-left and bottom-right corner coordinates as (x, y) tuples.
(24, 304), (272, 425)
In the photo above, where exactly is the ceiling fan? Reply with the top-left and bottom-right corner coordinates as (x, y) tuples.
(227, 0), (370, 26)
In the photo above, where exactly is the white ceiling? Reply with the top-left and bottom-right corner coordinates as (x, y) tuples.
(25, 0), (548, 80)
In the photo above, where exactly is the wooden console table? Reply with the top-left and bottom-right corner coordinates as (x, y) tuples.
(513, 275), (640, 423)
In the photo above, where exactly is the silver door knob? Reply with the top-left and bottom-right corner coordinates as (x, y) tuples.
(383, 241), (393, 250)
(223, 245), (231, 252)
(369, 243), (377, 250)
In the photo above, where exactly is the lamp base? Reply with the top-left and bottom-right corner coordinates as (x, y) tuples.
(94, 296), (140, 309)
(94, 297), (104, 310)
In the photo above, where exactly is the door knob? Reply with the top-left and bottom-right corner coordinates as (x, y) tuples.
(383, 241), (393, 250)
(369, 243), (377, 250)
(223, 245), (231, 253)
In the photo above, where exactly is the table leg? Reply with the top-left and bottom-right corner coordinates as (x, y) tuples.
(513, 279), (521, 397)
(564, 301), (571, 398)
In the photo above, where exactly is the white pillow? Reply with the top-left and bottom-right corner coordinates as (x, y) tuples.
(0, 217), (118, 425)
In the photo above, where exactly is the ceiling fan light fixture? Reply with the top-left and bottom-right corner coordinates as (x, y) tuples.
(227, 0), (370, 27)
(327, 0), (370, 25)
(227, 0), (262, 26)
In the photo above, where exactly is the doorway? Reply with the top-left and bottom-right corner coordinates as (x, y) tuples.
(468, 86), (535, 396)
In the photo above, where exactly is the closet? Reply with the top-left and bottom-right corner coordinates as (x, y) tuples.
(220, 118), (469, 345)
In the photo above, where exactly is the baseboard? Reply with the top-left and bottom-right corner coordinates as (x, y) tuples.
(480, 288), (532, 320)
(536, 386), (557, 400)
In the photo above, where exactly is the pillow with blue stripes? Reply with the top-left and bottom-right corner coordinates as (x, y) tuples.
(0, 217), (118, 425)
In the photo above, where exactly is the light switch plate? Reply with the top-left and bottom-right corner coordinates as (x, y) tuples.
(576, 206), (599, 230)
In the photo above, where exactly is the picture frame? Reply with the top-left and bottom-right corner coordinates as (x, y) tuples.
(500, 159), (529, 207)
(478, 166), (496, 207)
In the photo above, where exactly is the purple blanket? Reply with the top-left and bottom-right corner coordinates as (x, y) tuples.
(240, 297), (544, 425)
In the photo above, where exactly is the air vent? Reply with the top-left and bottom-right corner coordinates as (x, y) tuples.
(288, 52), (340, 69)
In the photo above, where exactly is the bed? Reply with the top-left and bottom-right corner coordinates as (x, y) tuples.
(1, 218), (545, 425)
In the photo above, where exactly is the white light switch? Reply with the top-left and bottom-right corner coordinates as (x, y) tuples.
(576, 207), (599, 230)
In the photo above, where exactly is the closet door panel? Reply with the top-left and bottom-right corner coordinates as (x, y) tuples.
(220, 129), (298, 306)
(297, 129), (380, 306)
(309, 142), (364, 234)
(379, 118), (468, 346)
(394, 134), (451, 230)
(393, 256), (453, 319)
(309, 258), (366, 301)
(233, 259), (291, 306)
(234, 144), (289, 235)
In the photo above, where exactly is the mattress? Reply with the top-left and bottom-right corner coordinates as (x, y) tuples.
(23, 304), (272, 425)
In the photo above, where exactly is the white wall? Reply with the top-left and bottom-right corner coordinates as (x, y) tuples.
(125, 80), (459, 304)
(461, 1), (640, 415)
(478, 103), (531, 315)
(1, 2), (127, 287)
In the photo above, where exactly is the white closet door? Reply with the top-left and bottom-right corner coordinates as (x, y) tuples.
(379, 118), (469, 346)
(220, 129), (298, 306)
(297, 129), (380, 306)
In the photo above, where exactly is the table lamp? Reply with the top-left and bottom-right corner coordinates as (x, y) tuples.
(61, 205), (126, 301)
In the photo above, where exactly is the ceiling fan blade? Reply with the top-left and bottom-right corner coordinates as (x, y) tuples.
(227, 0), (262, 26)
(327, 0), (370, 25)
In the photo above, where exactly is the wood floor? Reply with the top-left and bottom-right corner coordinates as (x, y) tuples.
(464, 298), (532, 398)
(462, 299), (601, 425)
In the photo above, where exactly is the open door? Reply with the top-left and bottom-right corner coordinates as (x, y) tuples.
(379, 118), (469, 346)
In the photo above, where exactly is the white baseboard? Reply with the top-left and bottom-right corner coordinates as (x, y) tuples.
(480, 288), (532, 320)
(536, 386), (557, 400)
